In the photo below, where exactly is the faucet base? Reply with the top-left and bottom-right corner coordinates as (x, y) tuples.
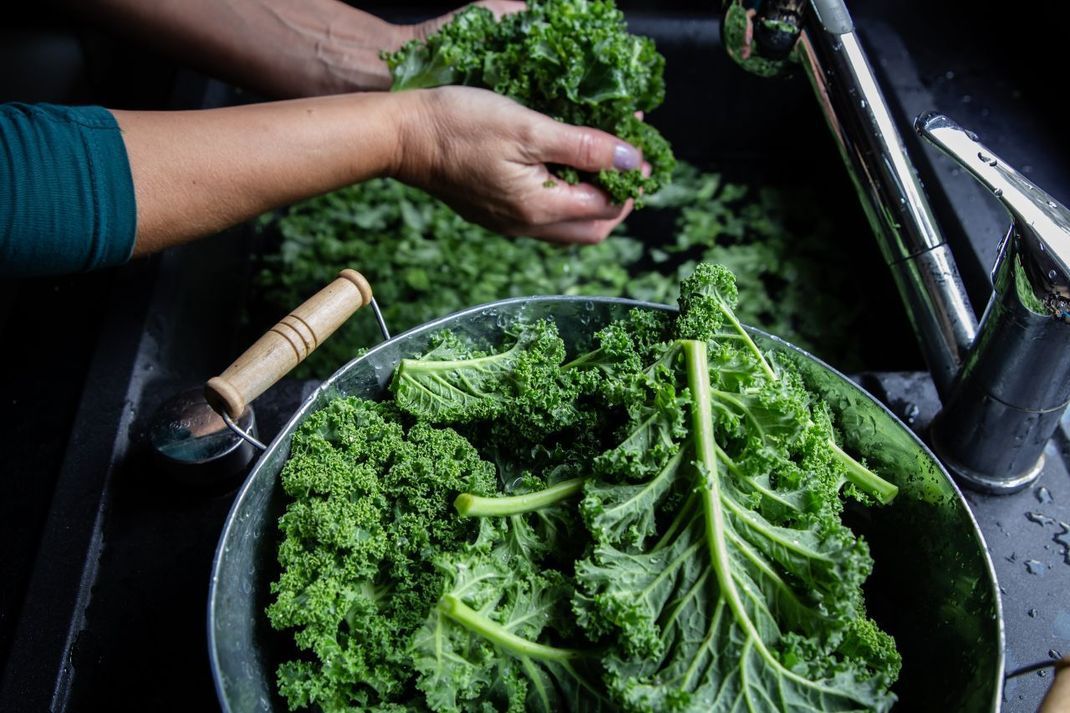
(930, 430), (1044, 494)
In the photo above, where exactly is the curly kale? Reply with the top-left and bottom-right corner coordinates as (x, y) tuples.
(269, 263), (900, 712)
(392, 319), (588, 441)
(383, 0), (675, 204)
(254, 176), (649, 378)
(267, 398), (496, 711)
(255, 163), (867, 380)
(573, 266), (899, 711)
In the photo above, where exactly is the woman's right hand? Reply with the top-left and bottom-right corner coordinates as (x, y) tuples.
(110, 86), (645, 259)
(390, 86), (645, 245)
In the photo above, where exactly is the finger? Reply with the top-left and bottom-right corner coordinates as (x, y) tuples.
(473, 1), (528, 19)
(533, 121), (643, 175)
(524, 199), (635, 244)
(523, 179), (629, 224)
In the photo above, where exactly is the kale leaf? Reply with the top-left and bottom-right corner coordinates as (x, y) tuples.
(574, 266), (900, 712)
(411, 520), (608, 713)
(267, 398), (497, 711)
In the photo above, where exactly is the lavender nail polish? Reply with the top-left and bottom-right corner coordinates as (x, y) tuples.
(613, 144), (641, 171)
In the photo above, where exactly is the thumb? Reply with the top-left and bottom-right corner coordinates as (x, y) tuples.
(535, 121), (643, 174)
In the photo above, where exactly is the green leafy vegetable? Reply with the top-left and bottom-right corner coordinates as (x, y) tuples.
(383, 0), (675, 203)
(268, 263), (900, 712)
(411, 522), (608, 713)
(392, 320), (579, 433)
(266, 398), (497, 711)
(254, 163), (866, 380)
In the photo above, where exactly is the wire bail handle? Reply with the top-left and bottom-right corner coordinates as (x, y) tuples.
(206, 270), (391, 451)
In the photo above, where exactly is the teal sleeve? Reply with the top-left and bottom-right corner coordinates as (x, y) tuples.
(1, 103), (137, 278)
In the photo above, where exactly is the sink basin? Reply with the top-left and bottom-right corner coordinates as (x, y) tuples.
(18, 6), (1070, 713)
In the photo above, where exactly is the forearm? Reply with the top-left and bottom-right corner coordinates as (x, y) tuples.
(112, 91), (412, 255)
(76, 0), (405, 97)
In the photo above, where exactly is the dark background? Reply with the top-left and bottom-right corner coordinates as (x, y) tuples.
(1, 1), (1067, 711)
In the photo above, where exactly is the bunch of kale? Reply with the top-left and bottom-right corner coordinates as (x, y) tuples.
(267, 263), (901, 712)
(383, 0), (676, 203)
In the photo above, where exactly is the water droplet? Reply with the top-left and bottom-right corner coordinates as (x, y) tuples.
(993, 188), (1003, 197)
(1025, 559), (1049, 575)
(860, 99), (867, 109)
(1050, 270), (1059, 280)
(901, 402), (920, 425)
(1036, 486), (1054, 504)
(1051, 649), (1063, 659)
(1006, 552), (1018, 563)
(1054, 522), (1070, 565)
(1039, 669), (1048, 677)
(966, 130), (979, 141)
(978, 151), (992, 163)
(1027, 511), (1057, 527)
(1050, 201), (1059, 209)
(945, 70), (956, 80)
(1029, 608), (1039, 618)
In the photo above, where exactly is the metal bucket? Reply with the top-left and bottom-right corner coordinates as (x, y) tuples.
(208, 296), (1003, 712)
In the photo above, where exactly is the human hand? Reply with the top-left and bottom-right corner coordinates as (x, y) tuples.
(391, 86), (644, 244)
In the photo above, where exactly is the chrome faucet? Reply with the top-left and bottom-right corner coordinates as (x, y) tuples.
(721, 0), (1070, 492)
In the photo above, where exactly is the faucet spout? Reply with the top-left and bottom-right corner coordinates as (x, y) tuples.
(916, 113), (1070, 317)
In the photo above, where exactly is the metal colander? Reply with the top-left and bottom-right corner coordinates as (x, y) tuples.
(207, 295), (1003, 713)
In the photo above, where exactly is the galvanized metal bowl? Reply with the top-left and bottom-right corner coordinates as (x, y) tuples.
(208, 297), (1003, 712)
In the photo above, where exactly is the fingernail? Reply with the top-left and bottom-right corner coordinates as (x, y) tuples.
(613, 144), (641, 171)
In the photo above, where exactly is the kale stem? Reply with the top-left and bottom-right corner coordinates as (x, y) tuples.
(828, 441), (899, 505)
(718, 305), (777, 381)
(454, 478), (586, 517)
(562, 347), (602, 370)
(682, 339), (768, 650)
(438, 594), (582, 662)
(682, 340), (719, 487)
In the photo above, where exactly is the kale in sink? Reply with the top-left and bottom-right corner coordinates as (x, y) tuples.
(251, 162), (866, 378)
